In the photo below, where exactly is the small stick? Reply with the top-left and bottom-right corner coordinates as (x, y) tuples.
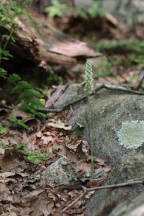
(61, 178), (144, 213)
(45, 85), (68, 108)
(97, 84), (144, 95)
(135, 69), (144, 91)
(37, 84), (144, 113)
(85, 179), (143, 191)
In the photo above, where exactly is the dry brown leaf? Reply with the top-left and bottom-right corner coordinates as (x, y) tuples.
(0, 182), (13, 202)
(36, 131), (43, 138)
(41, 135), (54, 145)
(47, 120), (72, 130)
(76, 160), (91, 173)
(23, 189), (44, 202)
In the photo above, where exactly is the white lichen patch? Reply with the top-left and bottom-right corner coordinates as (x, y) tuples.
(117, 120), (144, 149)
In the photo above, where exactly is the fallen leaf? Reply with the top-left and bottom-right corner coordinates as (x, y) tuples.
(47, 120), (72, 130)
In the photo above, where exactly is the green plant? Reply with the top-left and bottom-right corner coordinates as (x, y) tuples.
(9, 74), (46, 118)
(0, 142), (48, 163)
(0, 1), (26, 78)
(88, 2), (105, 18)
(45, 0), (71, 18)
(91, 40), (144, 55)
(85, 60), (94, 176)
(0, 141), (14, 150)
(127, 55), (144, 70)
(93, 57), (114, 78)
(0, 2), (46, 119)
(0, 141), (4, 147)
(9, 114), (29, 130)
(59, 170), (105, 185)
(0, 123), (7, 134)
(45, 0), (104, 19)
(0, 1), (39, 78)
(16, 144), (48, 163)
(45, 0), (88, 19)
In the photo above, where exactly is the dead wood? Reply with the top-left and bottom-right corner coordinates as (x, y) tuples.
(0, 9), (101, 67)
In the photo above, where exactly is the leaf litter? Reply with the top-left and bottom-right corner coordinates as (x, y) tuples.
(0, 107), (111, 216)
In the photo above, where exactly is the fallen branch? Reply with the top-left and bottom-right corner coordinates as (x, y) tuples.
(61, 178), (144, 213)
(134, 69), (144, 90)
(37, 83), (144, 113)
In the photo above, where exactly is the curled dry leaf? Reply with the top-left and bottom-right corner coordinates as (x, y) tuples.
(47, 120), (72, 130)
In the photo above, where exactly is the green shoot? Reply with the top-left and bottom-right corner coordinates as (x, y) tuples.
(9, 114), (29, 130)
(0, 123), (7, 134)
(16, 144), (48, 163)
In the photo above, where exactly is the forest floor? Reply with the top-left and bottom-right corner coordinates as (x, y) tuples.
(1, 8), (144, 216)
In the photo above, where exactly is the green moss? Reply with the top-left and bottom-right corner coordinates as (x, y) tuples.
(117, 120), (144, 149)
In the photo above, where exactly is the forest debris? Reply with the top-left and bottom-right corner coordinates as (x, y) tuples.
(1, 9), (101, 68)
(61, 178), (144, 213)
(37, 83), (144, 114)
(22, 188), (44, 202)
(48, 40), (101, 57)
(52, 12), (118, 39)
(0, 182), (12, 202)
(134, 69), (144, 90)
(105, 13), (118, 27)
(47, 120), (72, 130)
(45, 85), (68, 108)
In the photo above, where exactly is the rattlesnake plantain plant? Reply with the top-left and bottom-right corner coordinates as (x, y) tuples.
(85, 60), (94, 176)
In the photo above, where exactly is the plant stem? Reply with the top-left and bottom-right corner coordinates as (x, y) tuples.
(87, 93), (94, 176)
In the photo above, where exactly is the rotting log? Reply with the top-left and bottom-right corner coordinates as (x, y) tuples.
(0, 8), (101, 68)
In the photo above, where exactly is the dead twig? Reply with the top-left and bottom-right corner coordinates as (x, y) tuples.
(134, 69), (144, 91)
(45, 85), (69, 108)
(85, 179), (144, 191)
(61, 178), (144, 213)
(96, 84), (144, 95)
(37, 84), (144, 113)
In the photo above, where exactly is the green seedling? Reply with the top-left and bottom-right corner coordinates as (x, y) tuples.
(0, 123), (7, 134)
(16, 144), (48, 163)
(0, 141), (14, 150)
(9, 114), (29, 130)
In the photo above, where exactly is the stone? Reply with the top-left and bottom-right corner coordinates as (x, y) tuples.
(40, 157), (75, 187)
(109, 192), (144, 216)
(86, 154), (144, 216)
(52, 84), (144, 215)
(54, 84), (144, 166)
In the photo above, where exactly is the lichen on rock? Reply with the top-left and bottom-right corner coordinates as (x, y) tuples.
(117, 120), (144, 149)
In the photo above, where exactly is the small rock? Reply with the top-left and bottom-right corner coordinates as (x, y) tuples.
(40, 157), (75, 187)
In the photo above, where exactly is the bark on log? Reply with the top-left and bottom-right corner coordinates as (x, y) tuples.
(0, 8), (101, 67)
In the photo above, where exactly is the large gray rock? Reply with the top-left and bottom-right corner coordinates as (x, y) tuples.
(53, 84), (144, 215)
(86, 154), (144, 216)
(109, 192), (144, 216)
(55, 84), (144, 166)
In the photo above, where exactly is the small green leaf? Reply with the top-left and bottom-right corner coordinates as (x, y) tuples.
(4, 146), (14, 150)
(0, 123), (7, 134)
(0, 142), (4, 148)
